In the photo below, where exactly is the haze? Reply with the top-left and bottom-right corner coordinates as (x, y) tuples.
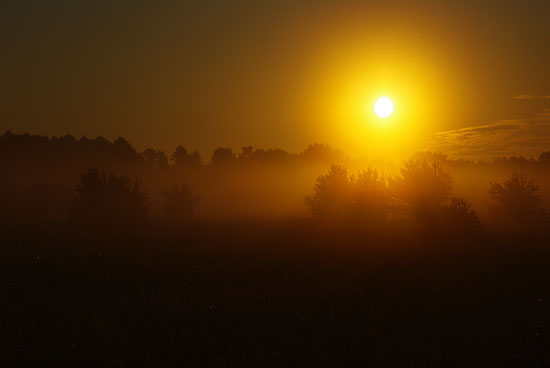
(2, 0), (549, 161)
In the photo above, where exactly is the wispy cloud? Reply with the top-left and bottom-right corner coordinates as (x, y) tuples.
(513, 94), (550, 100)
(424, 110), (550, 161)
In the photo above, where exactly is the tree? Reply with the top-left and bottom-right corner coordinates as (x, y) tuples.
(398, 159), (453, 215)
(239, 146), (255, 160)
(538, 151), (550, 165)
(238, 146), (292, 164)
(172, 145), (202, 168)
(141, 148), (169, 169)
(306, 165), (391, 219)
(69, 168), (148, 228)
(351, 167), (390, 219)
(488, 172), (544, 230)
(162, 184), (199, 222)
(441, 196), (479, 230)
(301, 143), (343, 162)
(112, 137), (140, 164)
(305, 165), (352, 217)
(211, 147), (235, 166)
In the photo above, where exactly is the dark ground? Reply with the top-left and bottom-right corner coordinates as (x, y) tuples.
(1, 219), (549, 367)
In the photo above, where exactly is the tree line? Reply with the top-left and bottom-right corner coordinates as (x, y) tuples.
(3, 131), (550, 170)
(0, 131), (344, 170)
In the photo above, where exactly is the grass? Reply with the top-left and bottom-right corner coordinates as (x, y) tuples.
(1, 219), (549, 366)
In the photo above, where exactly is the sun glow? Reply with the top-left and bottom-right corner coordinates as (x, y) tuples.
(309, 35), (454, 161)
(374, 96), (394, 118)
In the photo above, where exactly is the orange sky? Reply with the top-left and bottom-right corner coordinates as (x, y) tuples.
(2, 0), (549, 161)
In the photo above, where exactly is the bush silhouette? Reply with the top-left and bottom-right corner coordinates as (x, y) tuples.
(162, 184), (199, 222)
(488, 172), (544, 230)
(69, 168), (148, 228)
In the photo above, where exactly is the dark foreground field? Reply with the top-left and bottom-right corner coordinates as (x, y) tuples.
(1, 220), (550, 367)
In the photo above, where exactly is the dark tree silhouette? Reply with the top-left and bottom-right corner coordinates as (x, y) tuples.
(301, 143), (344, 162)
(351, 167), (390, 219)
(69, 168), (148, 228)
(441, 196), (480, 230)
(172, 145), (202, 168)
(539, 151), (550, 165)
(305, 164), (352, 217)
(306, 165), (391, 219)
(488, 172), (545, 230)
(162, 184), (199, 221)
(397, 159), (453, 216)
(141, 148), (169, 169)
(238, 146), (293, 163)
(211, 147), (236, 166)
(112, 137), (140, 164)
(410, 151), (450, 165)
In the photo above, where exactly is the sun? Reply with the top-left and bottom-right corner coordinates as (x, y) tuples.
(374, 96), (394, 119)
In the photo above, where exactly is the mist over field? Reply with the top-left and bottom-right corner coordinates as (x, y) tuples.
(2, 131), (550, 223)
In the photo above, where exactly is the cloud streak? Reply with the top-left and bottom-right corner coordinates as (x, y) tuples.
(424, 110), (550, 161)
(513, 95), (550, 100)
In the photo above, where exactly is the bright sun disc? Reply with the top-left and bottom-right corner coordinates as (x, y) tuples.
(374, 96), (394, 118)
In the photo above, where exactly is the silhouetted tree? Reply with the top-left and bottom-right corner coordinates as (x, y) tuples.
(493, 155), (531, 170)
(539, 151), (550, 165)
(211, 147), (235, 166)
(69, 168), (148, 228)
(301, 143), (344, 162)
(441, 196), (480, 230)
(410, 151), (450, 165)
(488, 172), (545, 230)
(141, 148), (169, 169)
(162, 184), (199, 221)
(238, 146), (293, 163)
(172, 145), (202, 168)
(397, 159), (453, 217)
(351, 167), (390, 219)
(112, 137), (140, 164)
(306, 165), (391, 219)
(239, 146), (255, 160)
(305, 164), (352, 217)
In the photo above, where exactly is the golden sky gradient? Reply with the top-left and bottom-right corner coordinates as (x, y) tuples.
(1, 0), (549, 161)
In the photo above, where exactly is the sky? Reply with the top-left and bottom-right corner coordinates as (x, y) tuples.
(1, 0), (549, 160)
